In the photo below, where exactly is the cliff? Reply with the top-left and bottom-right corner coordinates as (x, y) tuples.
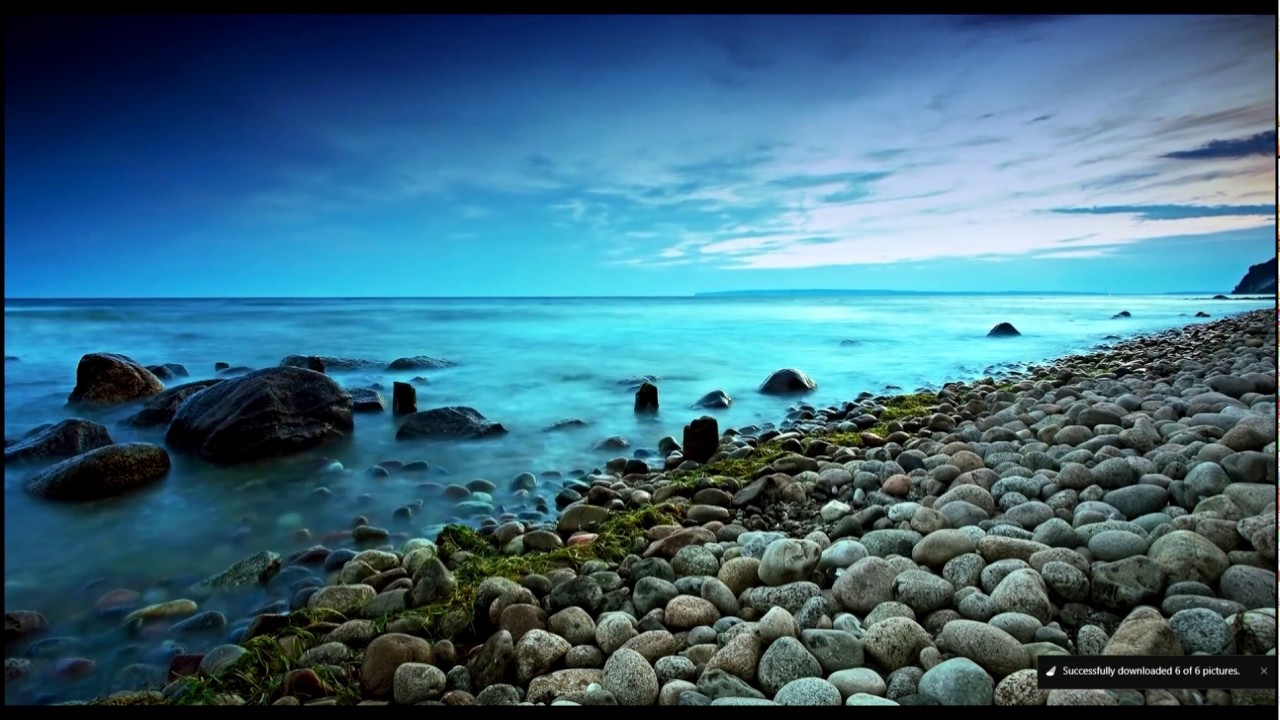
(1231, 257), (1277, 294)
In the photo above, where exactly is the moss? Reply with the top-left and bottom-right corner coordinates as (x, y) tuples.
(819, 431), (864, 448)
(668, 441), (788, 487)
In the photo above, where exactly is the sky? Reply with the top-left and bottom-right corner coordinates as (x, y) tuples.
(4, 14), (1276, 298)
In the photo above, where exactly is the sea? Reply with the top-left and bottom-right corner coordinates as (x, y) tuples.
(1, 293), (1273, 701)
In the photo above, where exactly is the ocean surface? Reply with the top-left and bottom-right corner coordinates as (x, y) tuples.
(2, 293), (1272, 700)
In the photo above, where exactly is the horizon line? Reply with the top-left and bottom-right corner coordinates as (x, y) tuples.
(3, 290), (1267, 302)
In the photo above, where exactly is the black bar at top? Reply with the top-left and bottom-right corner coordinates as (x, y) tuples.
(1036, 656), (1276, 690)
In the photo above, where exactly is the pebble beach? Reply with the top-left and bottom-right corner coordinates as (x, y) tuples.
(4, 308), (1277, 707)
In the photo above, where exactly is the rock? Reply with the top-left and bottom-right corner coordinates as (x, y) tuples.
(4, 610), (47, 644)
(705, 632), (761, 680)
(863, 617), (933, 672)
(66, 353), (164, 406)
(1103, 606), (1182, 656)
(526, 669), (603, 704)
(758, 538), (822, 587)
(799, 629), (864, 674)
(387, 355), (456, 371)
(993, 668), (1048, 706)
(469, 630), (515, 689)
(280, 355), (382, 371)
(394, 662), (447, 704)
(165, 367), (354, 463)
(360, 634), (434, 698)
(693, 390), (732, 409)
(634, 382), (659, 413)
(199, 645), (247, 677)
(1148, 530), (1229, 586)
(396, 406), (507, 441)
(1169, 608), (1230, 654)
(4, 418), (113, 465)
(664, 596), (720, 629)
(123, 599), (197, 624)
(938, 619), (1028, 678)
(307, 585), (376, 614)
(681, 416), (719, 464)
(987, 323), (1020, 338)
(349, 388), (385, 412)
(602, 647), (659, 706)
(912, 530), (976, 569)
(124, 380), (224, 427)
(833, 557), (896, 614)
(918, 657), (993, 705)
(392, 382), (417, 415)
(774, 677), (842, 706)
(1218, 565), (1277, 610)
(24, 443), (170, 501)
(759, 368), (817, 395)
(189, 551), (282, 594)
(145, 363), (189, 380)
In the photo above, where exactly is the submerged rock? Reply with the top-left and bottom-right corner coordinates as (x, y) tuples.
(124, 379), (224, 427)
(759, 368), (817, 395)
(693, 390), (732, 409)
(279, 355), (383, 371)
(145, 363), (189, 381)
(387, 356), (457, 371)
(544, 419), (588, 432)
(189, 551), (283, 595)
(24, 443), (171, 501)
(66, 353), (164, 406)
(987, 323), (1021, 338)
(396, 407), (507, 441)
(350, 388), (386, 413)
(4, 418), (113, 465)
(1112, 311), (1131, 319)
(166, 367), (354, 464)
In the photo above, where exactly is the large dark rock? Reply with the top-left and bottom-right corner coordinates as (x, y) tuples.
(1112, 311), (1131, 319)
(279, 355), (383, 371)
(4, 418), (113, 465)
(759, 368), (817, 395)
(145, 363), (189, 381)
(392, 382), (417, 416)
(635, 382), (659, 413)
(987, 323), (1021, 338)
(67, 353), (164, 406)
(693, 390), (732, 409)
(124, 379), (224, 427)
(682, 416), (720, 464)
(1232, 258), (1277, 294)
(386, 356), (457, 371)
(395, 407), (507, 441)
(24, 443), (171, 501)
(165, 367), (354, 464)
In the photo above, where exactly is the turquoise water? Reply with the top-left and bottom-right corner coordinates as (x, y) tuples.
(1, 294), (1273, 700)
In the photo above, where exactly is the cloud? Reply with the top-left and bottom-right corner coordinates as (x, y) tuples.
(1161, 131), (1275, 160)
(1049, 204), (1274, 221)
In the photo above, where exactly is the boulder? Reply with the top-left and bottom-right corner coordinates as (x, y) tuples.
(396, 407), (507, 441)
(66, 353), (164, 406)
(392, 382), (417, 415)
(24, 443), (171, 501)
(987, 323), (1020, 338)
(693, 390), (732, 409)
(124, 379), (223, 427)
(682, 416), (719, 464)
(279, 355), (382, 371)
(759, 369), (817, 395)
(634, 382), (659, 413)
(4, 418), (113, 465)
(165, 367), (354, 464)
(387, 356), (457, 371)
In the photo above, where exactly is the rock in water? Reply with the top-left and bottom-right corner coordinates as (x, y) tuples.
(987, 323), (1021, 338)
(66, 353), (164, 406)
(4, 418), (113, 465)
(165, 367), (354, 464)
(635, 382), (659, 413)
(387, 356), (457, 371)
(24, 443), (171, 501)
(1112, 311), (1131, 319)
(279, 354), (382, 371)
(682, 416), (720, 464)
(189, 551), (282, 595)
(349, 388), (386, 413)
(124, 379), (224, 427)
(693, 390), (732, 409)
(759, 368), (817, 395)
(396, 407), (507, 441)
(145, 363), (189, 380)
(393, 382), (417, 416)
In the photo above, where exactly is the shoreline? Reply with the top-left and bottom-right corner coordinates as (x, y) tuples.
(6, 308), (1278, 706)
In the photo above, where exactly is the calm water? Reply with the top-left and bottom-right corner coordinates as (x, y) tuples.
(2, 294), (1272, 698)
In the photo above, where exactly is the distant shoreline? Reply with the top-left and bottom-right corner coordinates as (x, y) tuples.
(3, 292), (1275, 302)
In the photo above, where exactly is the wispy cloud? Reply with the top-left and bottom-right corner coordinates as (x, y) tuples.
(1161, 131), (1275, 160)
(1049, 203), (1275, 221)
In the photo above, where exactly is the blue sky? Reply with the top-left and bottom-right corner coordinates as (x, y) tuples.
(4, 14), (1275, 298)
